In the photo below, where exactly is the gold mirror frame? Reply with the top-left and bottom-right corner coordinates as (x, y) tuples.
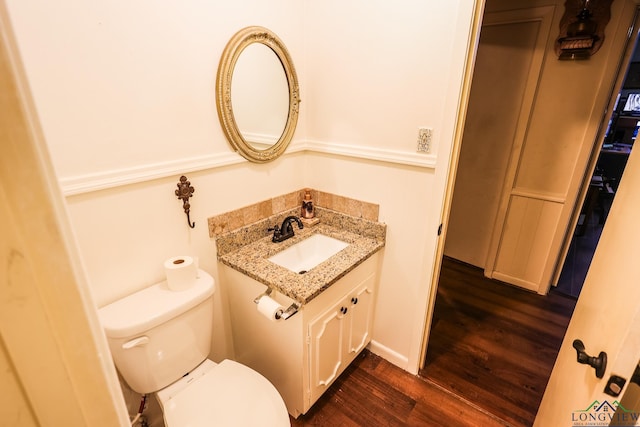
(216, 26), (300, 163)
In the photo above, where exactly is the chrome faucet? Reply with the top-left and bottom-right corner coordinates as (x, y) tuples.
(268, 216), (304, 243)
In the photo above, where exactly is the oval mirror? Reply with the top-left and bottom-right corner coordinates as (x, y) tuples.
(216, 26), (300, 163)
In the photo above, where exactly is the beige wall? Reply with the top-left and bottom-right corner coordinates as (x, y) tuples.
(3, 0), (478, 387)
(5, 1), (306, 178)
(302, 0), (478, 366)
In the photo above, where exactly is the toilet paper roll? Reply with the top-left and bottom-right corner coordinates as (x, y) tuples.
(164, 256), (197, 291)
(256, 295), (284, 321)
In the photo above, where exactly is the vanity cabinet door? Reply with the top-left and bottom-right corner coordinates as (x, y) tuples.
(307, 276), (376, 405)
(307, 296), (350, 405)
(346, 280), (375, 361)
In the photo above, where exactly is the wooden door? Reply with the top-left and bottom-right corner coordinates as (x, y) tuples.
(444, 6), (554, 287)
(0, 3), (128, 425)
(535, 144), (640, 425)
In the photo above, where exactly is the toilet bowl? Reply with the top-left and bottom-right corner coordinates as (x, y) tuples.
(157, 359), (289, 426)
(98, 269), (289, 426)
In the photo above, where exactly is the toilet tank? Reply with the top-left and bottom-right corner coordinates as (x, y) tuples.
(98, 270), (215, 394)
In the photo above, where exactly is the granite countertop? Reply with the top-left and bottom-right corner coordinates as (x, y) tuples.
(217, 209), (386, 305)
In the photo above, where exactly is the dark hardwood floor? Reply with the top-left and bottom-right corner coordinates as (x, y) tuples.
(291, 349), (509, 427)
(421, 258), (575, 426)
(291, 258), (576, 427)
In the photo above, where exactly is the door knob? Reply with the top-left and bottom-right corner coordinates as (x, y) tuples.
(572, 339), (607, 379)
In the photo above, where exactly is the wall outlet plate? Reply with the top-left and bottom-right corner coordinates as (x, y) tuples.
(417, 127), (432, 153)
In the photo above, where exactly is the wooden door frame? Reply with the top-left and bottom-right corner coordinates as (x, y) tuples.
(415, 0), (487, 371)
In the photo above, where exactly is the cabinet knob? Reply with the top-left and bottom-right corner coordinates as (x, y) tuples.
(340, 306), (348, 315)
(351, 297), (358, 305)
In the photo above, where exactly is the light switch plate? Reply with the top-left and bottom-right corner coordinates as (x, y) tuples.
(417, 127), (432, 153)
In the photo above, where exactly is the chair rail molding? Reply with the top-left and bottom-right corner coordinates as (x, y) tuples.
(60, 140), (437, 196)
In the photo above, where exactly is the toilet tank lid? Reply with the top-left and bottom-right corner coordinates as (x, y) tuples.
(98, 269), (215, 338)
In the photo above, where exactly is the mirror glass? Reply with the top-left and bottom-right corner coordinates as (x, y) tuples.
(232, 43), (289, 147)
(216, 26), (300, 163)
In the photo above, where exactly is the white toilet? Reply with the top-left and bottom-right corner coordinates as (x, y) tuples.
(98, 269), (290, 427)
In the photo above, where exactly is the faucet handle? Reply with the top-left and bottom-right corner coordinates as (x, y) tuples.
(268, 225), (281, 242)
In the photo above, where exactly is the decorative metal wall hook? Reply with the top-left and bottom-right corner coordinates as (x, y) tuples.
(175, 175), (196, 228)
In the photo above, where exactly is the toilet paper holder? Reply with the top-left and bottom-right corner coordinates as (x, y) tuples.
(254, 288), (300, 320)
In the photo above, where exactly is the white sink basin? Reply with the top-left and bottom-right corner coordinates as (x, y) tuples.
(268, 234), (349, 274)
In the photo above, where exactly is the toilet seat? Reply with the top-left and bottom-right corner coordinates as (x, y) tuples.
(157, 359), (290, 427)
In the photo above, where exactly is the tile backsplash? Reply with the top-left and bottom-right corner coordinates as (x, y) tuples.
(208, 189), (379, 238)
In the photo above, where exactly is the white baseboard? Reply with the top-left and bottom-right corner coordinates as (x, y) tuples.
(367, 340), (411, 373)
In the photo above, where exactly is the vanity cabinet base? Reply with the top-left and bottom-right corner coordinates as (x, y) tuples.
(222, 254), (379, 417)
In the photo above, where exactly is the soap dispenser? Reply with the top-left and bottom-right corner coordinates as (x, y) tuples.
(301, 189), (315, 219)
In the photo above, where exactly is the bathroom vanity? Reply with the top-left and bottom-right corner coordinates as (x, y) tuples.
(217, 209), (385, 417)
